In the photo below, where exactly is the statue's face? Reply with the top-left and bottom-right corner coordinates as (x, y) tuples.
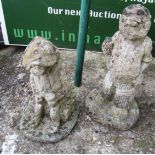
(30, 47), (58, 67)
(119, 4), (151, 40)
(23, 37), (59, 70)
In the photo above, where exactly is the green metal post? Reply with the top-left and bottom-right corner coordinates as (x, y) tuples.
(74, 0), (91, 87)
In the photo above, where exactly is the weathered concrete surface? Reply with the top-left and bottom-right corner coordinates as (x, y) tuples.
(0, 46), (155, 153)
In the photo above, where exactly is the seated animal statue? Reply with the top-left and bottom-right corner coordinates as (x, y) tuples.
(20, 37), (78, 142)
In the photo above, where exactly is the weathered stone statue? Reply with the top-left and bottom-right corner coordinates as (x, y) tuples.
(86, 4), (152, 130)
(20, 36), (79, 142)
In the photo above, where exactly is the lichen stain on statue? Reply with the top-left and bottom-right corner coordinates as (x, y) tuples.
(20, 36), (79, 142)
(86, 4), (153, 130)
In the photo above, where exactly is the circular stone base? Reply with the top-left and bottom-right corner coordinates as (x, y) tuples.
(86, 89), (139, 131)
(20, 103), (79, 143)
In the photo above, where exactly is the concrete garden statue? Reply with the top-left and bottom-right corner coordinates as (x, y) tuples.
(86, 4), (153, 130)
(20, 36), (79, 142)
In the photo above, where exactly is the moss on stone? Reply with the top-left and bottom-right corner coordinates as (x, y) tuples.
(135, 136), (155, 149)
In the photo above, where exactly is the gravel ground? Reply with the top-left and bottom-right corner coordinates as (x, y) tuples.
(0, 46), (155, 154)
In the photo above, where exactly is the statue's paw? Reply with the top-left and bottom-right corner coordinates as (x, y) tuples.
(113, 96), (131, 109)
(103, 87), (115, 101)
(61, 105), (73, 123)
(26, 116), (41, 129)
(49, 121), (60, 134)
